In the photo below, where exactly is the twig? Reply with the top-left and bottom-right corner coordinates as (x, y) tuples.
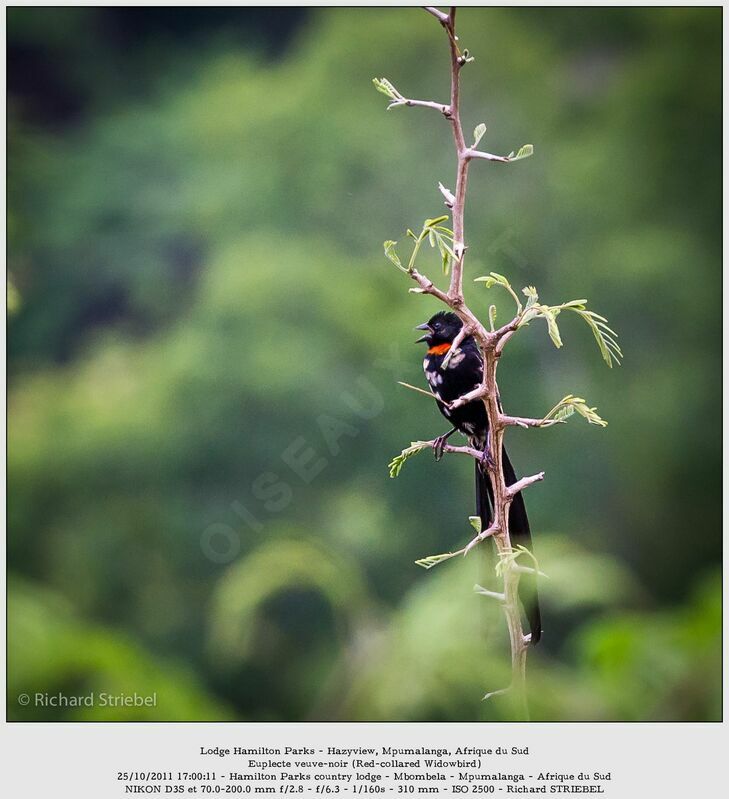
(438, 181), (455, 208)
(410, 268), (451, 304)
(440, 324), (471, 369)
(388, 97), (450, 115)
(423, 6), (450, 24)
(397, 381), (440, 400)
(463, 523), (499, 555)
(507, 472), (545, 497)
(466, 148), (510, 163)
(474, 584), (505, 602)
(499, 414), (564, 429)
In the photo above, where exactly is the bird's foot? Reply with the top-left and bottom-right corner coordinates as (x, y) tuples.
(480, 447), (495, 470)
(432, 434), (450, 461)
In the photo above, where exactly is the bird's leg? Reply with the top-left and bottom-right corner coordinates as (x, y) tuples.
(433, 427), (457, 461)
(480, 429), (496, 471)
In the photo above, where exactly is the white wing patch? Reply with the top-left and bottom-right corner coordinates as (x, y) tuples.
(426, 368), (445, 387)
(445, 349), (466, 369)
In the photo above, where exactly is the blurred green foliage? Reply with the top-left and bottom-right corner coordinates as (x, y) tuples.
(7, 7), (721, 721)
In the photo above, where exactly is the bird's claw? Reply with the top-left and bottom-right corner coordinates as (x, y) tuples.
(480, 447), (495, 470)
(433, 434), (449, 461)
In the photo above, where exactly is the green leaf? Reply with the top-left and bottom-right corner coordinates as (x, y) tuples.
(424, 215), (449, 228)
(553, 403), (576, 422)
(397, 215), (456, 275)
(488, 304), (497, 331)
(544, 309), (563, 348)
(473, 123), (487, 146)
(522, 285), (539, 310)
(388, 440), (431, 478)
(541, 395), (608, 427)
(469, 516), (482, 533)
(519, 308), (540, 325)
(510, 144), (534, 161)
(517, 296), (621, 367)
(475, 271), (523, 314)
(383, 240), (406, 272)
(435, 234), (451, 275)
(519, 302), (562, 349)
(474, 271), (507, 289)
(570, 307), (623, 368)
(515, 288), (622, 367)
(372, 77), (400, 99)
(549, 301), (622, 367)
(433, 224), (454, 237)
(572, 399), (608, 427)
(415, 552), (461, 570)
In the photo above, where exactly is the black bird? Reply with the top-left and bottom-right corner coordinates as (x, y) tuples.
(416, 310), (542, 644)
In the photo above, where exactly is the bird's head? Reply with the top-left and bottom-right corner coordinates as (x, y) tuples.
(415, 311), (463, 346)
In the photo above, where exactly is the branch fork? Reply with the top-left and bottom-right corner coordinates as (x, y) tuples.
(463, 522), (499, 556)
(507, 472), (545, 497)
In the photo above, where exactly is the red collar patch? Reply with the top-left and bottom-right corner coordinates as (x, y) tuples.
(427, 343), (452, 356)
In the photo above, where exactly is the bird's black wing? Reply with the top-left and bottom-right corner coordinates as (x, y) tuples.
(426, 339), (542, 643)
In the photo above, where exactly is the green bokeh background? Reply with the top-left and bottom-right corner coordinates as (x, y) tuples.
(7, 7), (722, 721)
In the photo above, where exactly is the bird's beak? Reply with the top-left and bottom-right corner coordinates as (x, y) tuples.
(414, 322), (432, 343)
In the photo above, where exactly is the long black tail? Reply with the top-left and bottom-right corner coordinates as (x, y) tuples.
(475, 448), (542, 644)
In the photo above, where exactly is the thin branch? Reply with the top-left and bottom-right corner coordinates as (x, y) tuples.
(433, 441), (484, 460)
(388, 97), (450, 115)
(506, 472), (545, 497)
(493, 316), (522, 342)
(483, 686), (512, 703)
(514, 565), (549, 579)
(409, 268), (451, 303)
(499, 414), (564, 429)
(438, 181), (455, 208)
(415, 521), (499, 569)
(474, 584), (505, 602)
(423, 6), (450, 24)
(397, 381), (440, 400)
(495, 328), (518, 355)
(440, 324), (471, 369)
(448, 385), (487, 410)
(463, 522), (500, 555)
(466, 148), (510, 163)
